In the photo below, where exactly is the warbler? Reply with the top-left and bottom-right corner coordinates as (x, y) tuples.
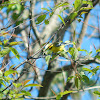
(45, 41), (69, 53)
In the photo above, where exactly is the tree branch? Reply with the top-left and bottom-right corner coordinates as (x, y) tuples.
(37, 0), (100, 98)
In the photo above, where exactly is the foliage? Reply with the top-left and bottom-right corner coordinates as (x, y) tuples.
(0, 0), (99, 100)
(0, 33), (22, 59)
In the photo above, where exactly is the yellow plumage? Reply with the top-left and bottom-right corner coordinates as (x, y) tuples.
(45, 42), (66, 53)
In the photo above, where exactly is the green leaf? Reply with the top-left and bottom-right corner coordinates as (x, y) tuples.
(96, 49), (100, 52)
(9, 64), (15, 69)
(12, 13), (19, 20)
(69, 12), (77, 20)
(55, 2), (69, 9)
(0, 91), (4, 99)
(91, 66), (100, 75)
(9, 47), (20, 59)
(1, 82), (6, 87)
(93, 91), (100, 96)
(82, 68), (92, 73)
(21, 90), (31, 96)
(51, 54), (58, 61)
(45, 55), (51, 65)
(9, 41), (23, 46)
(73, 30), (76, 41)
(80, 11), (88, 15)
(80, 7), (93, 11)
(95, 55), (100, 60)
(44, 19), (49, 25)
(0, 47), (10, 57)
(22, 80), (30, 86)
(67, 76), (74, 83)
(0, 41), (2, 45)
(74, 0), (82, 11)
(81, 75), (89, 83)
(82, 1), (93, 7)
(13, 83), (22, 88)
(75, 76), (80, 89)
(88, 51), (92, 55)
(15, 93), (25, 98)
(24, 84), (43, 88)
(78, 48), (87, 53)
(58, 15), (65, 25)
(50, 12), (54, 17)
(36, 14), (46, 24)
(0, 1), (9, 10)
(4, 39), (9, 44)
(69, 47), (78, 60)
(6, 76), (14, 81)
(4, 70), (17, 76)
(56, 90), (73, 100)
(59, 51), (68, 58)
(41, 8), (50, 11)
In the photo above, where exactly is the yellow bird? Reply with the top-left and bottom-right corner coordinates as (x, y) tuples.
(45, 41), (69, 53)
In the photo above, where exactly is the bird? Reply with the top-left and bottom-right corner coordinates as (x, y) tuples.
(45, 41), (70, 53)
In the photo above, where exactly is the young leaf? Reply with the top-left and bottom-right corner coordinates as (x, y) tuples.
(58, 15), (65, 25)
(78, 48), (87, 53)
(4, 70), (17, 76)
(82, 68), (92, 73)
(74, 0), (82, 11)
(13, 83), (22, 88)
(41, 8), (50, 12)
(73, 30), (76, 41)
(82, 1), (93, 7)
(4, 39), (9, 44)
(69, 12), (77, 20)
(56, 90), (73, 100)
(80, 7), (93, 11)
(36, 14), (46, 24)
(44, 19), (49, 25)
(80, 11), (88, 15)
(0, 41), (2, 45)
(91, 66), (100, 75)
(9, 47), (20, 59)
(93, 91), (100, 96)
(6, 77), (14, 81)
(15, 93), (25, 98)
(55, 2), (69, 9)
(24, 84), (43, 88)
(49, 12), (54, 17)
(21, 90), (31, 96)
(9, 64), (15, 69)
(96, 49), (100, 52)
(95, 55), (100, 60)
(50, 54), (58, 61)
(75, 76), (80, 89)
(67, 76), (74, 83)
(9, 41), (23, 46)
(81, 75), (89, 83)
(22, 80), (30, 86)
(0, 32), (8, 36)
(69, 47), (78, 61)
(0, 47), (10, 57)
